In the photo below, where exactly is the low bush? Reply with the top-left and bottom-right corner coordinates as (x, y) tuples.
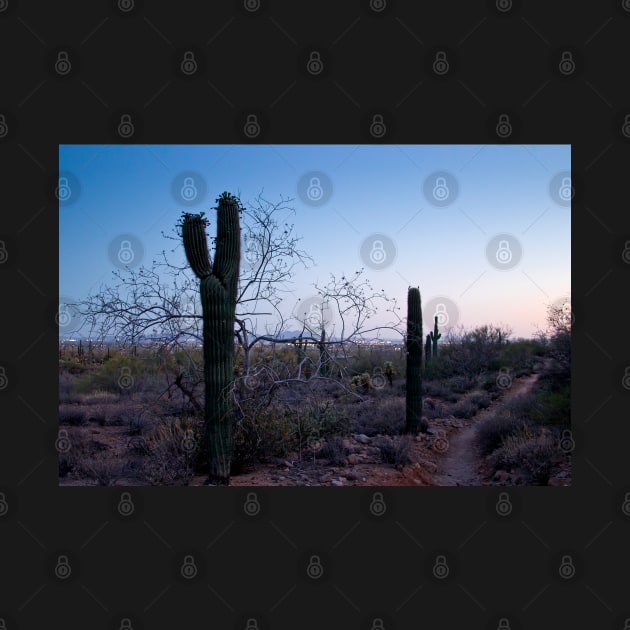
(475, 411), (531, 456)
(353, 398), (405, 436)
(58, 404), (88, 426)
(372, 434), (415, 467)
(320, 436), (348, 465)
(488, 426), (558, 485)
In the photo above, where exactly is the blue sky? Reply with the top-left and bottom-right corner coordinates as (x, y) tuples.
(59, 144), (570, 340)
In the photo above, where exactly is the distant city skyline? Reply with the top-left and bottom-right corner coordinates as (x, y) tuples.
(59, 144), (570, 340)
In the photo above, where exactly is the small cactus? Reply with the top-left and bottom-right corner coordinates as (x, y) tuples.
(429, 315), (441, 361)
(425, 334), (432, 365)
(383, 361), (394, 386)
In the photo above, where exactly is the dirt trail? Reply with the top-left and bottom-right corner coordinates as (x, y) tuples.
(432, 372), (540, 486)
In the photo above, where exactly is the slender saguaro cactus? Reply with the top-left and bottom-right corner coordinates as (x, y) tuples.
(405, 287), (426, 434)
(429, 315), (441, 361)
(318, 327), (331, 376)
(181, 192), (240, 485)
(425, 334), (432, 365)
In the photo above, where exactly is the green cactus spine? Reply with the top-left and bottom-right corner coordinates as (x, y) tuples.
(425, 334), (432, 365)
(405, 287), (426, 434)
(181, 192), (240, 485)
(429, 315), (441, 361)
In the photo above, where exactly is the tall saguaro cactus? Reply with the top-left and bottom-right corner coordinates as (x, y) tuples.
(425, 334), (432, 365)
(405, 287), (426, 434)
(181, 192), (240, 485)
(429, 315), (441, 361)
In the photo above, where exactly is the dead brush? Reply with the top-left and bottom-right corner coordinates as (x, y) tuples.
(139, 417), (202, 485)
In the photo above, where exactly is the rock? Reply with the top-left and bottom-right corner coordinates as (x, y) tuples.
(320, 473), (333, 483)
(331, 479), (344, 486)
(346, 471), (360, 481)
(347, 454), (361, 465)
(416, 458), (438, 474)
(556, 470), (568, 478)
(355, 434), (372, 444)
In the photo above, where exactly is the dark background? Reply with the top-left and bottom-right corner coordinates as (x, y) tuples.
(1, 1), (628, 628)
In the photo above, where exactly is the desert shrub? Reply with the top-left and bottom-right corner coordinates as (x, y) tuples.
(423, 380), (459, 402)
(451, 397), (476, 419)
(350, 372), (372, 391)
(353, 398), (405, 436)
(58, 404), (88, 426)
(320, 436), (348, 465)
(57, 427), (99, 478)
(79, 390), (120, 405)
(480, 373), (500, 393)
(372, 434), (415, 467)
(445, 375), (478, 394)
(488, 426), (558, 485)
(475, 411), (531, 456)
(74, 355), (148, 395)
(468, 391), (492, 410)
(59, 371), (82, 403)
(139, 417), (200, 485)
(80, 459), (125, 486)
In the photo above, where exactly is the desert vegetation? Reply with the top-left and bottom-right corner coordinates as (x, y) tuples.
(59, 191), (570, 486)
(58, 304), (570, 486)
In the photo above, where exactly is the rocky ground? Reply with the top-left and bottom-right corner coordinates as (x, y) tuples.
(191, 372), (571, 487)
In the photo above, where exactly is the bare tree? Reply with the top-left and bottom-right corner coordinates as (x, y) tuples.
(78, 193), (403, 407)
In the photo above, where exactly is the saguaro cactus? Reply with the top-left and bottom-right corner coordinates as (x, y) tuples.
(429, 315), (441, 361)
(405, 287), (426, 434)
(181, 192), (240, 485)
(425, 334), (432, 365)
(318, 327), (331, 376)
